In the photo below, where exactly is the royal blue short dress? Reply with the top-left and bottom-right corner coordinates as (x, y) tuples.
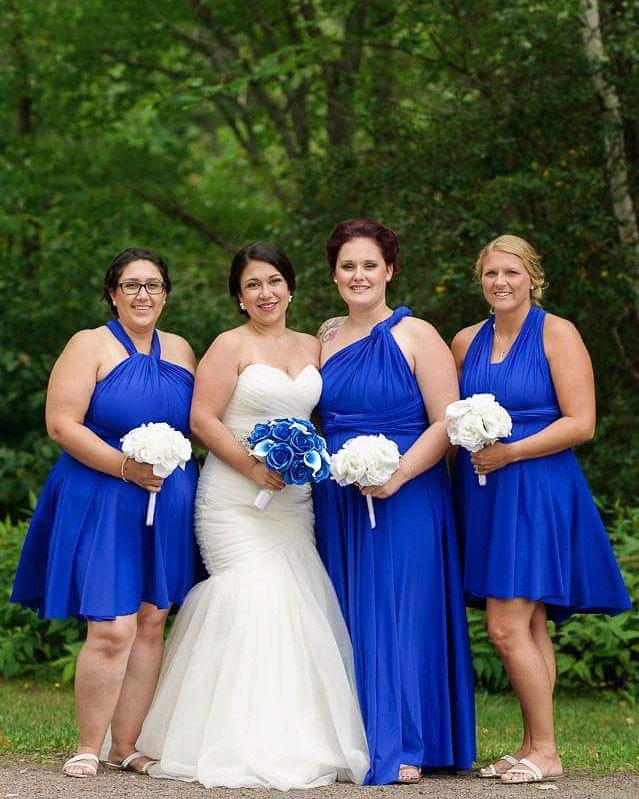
(453, 305), (631, 622)
(313, 307), (476, 785)
(11, 319), (200, 621)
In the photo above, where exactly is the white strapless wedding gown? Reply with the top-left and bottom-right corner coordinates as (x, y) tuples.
(137, 364), (369, 790)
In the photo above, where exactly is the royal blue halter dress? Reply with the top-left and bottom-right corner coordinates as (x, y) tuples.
(313, 307), (476, 785)
(454, 306), (631, 622)
(11, 319), (200, 621)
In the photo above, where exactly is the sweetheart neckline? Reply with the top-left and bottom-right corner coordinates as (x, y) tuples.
(239, 363), (319, 382)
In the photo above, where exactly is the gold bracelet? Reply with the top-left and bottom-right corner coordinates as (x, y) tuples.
(401, 455), (415, 471)
(120, 455), (130, 483)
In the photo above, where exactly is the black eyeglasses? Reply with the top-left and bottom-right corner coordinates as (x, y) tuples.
(117, 279), (166, 295)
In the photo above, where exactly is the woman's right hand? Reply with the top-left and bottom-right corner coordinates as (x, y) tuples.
(248, 460), (285, 492)
(123, 459), (165, 492)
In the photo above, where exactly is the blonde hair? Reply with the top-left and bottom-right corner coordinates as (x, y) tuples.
(474, 234), (546, 305)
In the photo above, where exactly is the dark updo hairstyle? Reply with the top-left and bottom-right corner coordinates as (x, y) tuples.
(228, 241), (296, 317)
(325, 217), (400, 277)
(103, 247), (171, 317)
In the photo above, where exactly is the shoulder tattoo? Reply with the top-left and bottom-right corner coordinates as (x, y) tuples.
(318, 317), (345, 343)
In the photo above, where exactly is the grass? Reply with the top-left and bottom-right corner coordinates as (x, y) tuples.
(476, 691), (638, 775)
(0, 678), (637, 773)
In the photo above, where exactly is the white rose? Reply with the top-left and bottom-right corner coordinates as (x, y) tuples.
(444, 398), (472, 422)
(330, 449), (366, 484)
(449, 413), (487, 452)
(467, 393), (500, 414)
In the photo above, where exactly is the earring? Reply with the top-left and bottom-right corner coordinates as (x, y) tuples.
(288, 295), (293, 303)
(239, 301), (246, 311)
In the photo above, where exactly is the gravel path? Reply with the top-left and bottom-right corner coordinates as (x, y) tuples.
(1, 764), (638, 799)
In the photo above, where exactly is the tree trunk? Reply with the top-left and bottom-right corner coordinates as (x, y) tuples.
(580, 0), (639, 315)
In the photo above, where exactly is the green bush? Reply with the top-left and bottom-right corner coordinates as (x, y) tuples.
(0, 516), (84, 680)
(0, 439), (59, 519)
(553, 502), (639, 700)
(469, 502), (639, 699)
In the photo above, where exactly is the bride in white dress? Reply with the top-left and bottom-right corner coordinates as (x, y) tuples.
(137, 242), (369, 790)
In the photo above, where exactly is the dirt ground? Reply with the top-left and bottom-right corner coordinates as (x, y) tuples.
(1, 764), (638, 799)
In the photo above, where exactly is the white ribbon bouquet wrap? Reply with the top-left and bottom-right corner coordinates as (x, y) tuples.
(329, 434), (400, 529)
(445, 393), (512, 485)
(121, 422), (192, 525)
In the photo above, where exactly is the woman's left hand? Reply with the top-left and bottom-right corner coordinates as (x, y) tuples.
(470, 442), (514, 476)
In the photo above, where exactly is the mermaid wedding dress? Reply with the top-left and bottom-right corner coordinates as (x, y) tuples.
(137, 363), (369, 790)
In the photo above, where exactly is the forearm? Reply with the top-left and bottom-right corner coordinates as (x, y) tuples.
(191, 416), (257, 479)
(507, 416), (594, 463)
(47, 420), (125, 478)
(397, 420), (450, 482)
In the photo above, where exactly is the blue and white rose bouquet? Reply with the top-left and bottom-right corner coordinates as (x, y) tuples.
(121, 422), (192, 524)
(247, 417), (331, 509)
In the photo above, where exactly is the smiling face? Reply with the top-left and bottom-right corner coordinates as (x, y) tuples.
(333, 237), (393, 309)
(480, 249), (532, 314)
(238, 259), (290, 323)
(108, 259), (166, 330)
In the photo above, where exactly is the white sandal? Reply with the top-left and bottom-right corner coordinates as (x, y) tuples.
(104, 750), (158, 774)
(478, 753), (518, 778)
(501, 757), (564, 783)
(62, 752), (99, 778)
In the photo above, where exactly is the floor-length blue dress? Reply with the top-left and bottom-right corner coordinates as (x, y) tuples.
(11, 319), (200, 621)
(454, 305), (631, 622)
(313, 307), (476, 785)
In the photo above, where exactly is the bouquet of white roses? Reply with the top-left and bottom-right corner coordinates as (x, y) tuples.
(445, 393), (512, 485)
(247, 417), (331, 510)
(330, 434), (401, 529)
(121, 422), (192, 524)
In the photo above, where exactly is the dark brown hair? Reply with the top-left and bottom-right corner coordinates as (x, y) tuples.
(325, 218), (400, 275)
(228, 241), (296, 317)
(103, 247), (171, 317)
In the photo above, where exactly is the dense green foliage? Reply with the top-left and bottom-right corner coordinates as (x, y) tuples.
(1, 0), (638, 516)
(0, 1), (636, 684)
(2, 504), (637, 694)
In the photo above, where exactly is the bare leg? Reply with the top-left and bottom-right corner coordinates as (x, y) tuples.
(531, 603), (556, 692)
(108, 602), (169, 770)
(66, 615), (138, 776)
(486, 598), (562, 781)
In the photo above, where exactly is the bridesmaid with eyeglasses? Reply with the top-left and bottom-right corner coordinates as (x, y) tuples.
(11, 247), (200, 778)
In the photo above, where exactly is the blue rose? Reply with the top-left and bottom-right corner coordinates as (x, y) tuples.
(248, 423), (274, 446)
(265, 442), (295, 472)
(285, 461), (313, 485)
(271, 421), (294, 441)
(289, 430), (315, 453)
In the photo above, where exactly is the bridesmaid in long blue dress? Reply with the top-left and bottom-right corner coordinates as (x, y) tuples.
(313, 218), (476, 786)
(452, 234), (631, 784)
(11, 248), (199, 778)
